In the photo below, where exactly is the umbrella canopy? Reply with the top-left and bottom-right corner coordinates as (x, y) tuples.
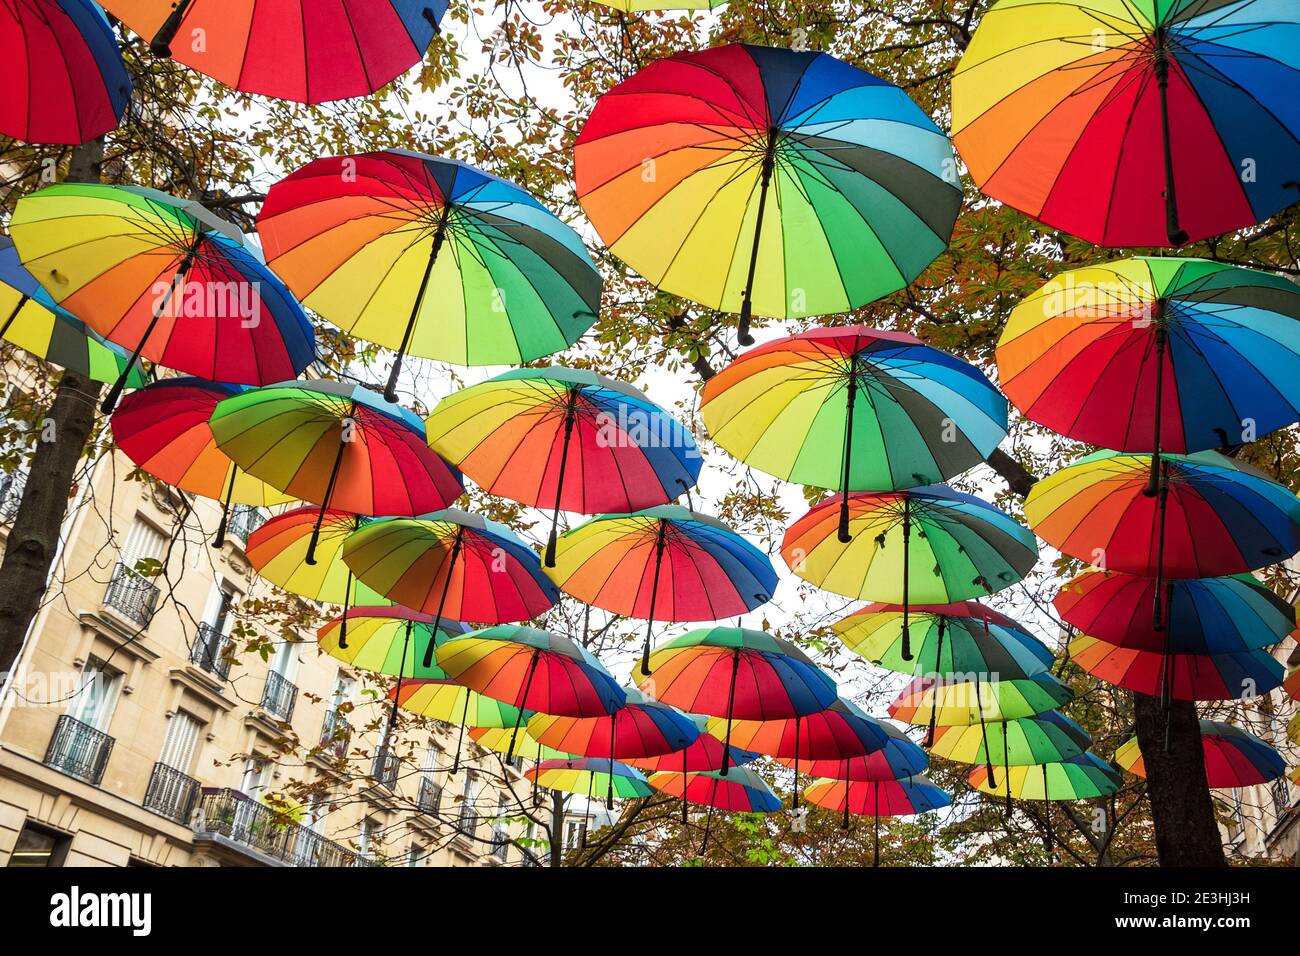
(633, 626), (838, 774)
(621, 715), (761, 773)
(102, 0), (445, 104)
(0, 237), (146, 389)
(527, 758), (653, 799)
(257, 150), (601, 399)
(834, 600), (1055, 680)
(317, 605), (467, 680)
(1115, 720), (1286, 788)
(1, 0), (130, 144)
(1068, 633), (1284, 702)
(246, 506), (388, 606)
(9, 183), (315, 412)
(647, 766), (781, 813)
(468, 726), (571, 763)
(390, 677), (525, 729)
(699, 328), (1007, 530)
(889, 674), (1072, 726)
(997, 258), (1300, 459)
(211, 381), (464, 563)
(425, 366), (701, 565)
(782, 486), (1038, 658)
(804, 775), (951, 816)
(952, 0), (1300, 246)
(111, 378), (295, 546)
(1286, 667), (1300, 703)
(527, 687), (698, 761)
(342, 510), (558, 671)
(929, 711), (1091, 767)
(776, 720), (929, 781)
(548, 506), (777, 670)
(1055, 570), (1294, 655)
(969, 753), (1122, 801)
(574, 43), (961, 343)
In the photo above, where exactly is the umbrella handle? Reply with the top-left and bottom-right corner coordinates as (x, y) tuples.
(148, 0), (194, 56)
(837, 354), (859, 543)
(338, 570), (352, 650)
(736, 128), (778, 346)
(385, 203), (452, 402)
(1153, 33), (1189, 247)
(389, 619), (414, 730)
(211, 469), (237, 549)
(900, 501), (913, 661)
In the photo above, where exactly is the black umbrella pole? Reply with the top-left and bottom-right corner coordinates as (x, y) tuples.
(791, 716), (801, 810)
(305, 435), (348, 566)
(452, 689), (470, 775)
(900, 502), (913, 660)
(149, 0), (194, 56)
(837, 361), (859, 543)
(338, 569), (354, 649)
(507, 650), (540, 761)
(720, 649), (741, 776)
(607, 713), (617, 811)
(545, 399), (579, 568)
(736, 129), (778, 346)
(924, 618), (946, 747)
(211, 469), (238, 549)
(639, 527), (667, 674)
(388, 619), (414, 729)
(976, 679), (995, 789)
(422, 530), (463, 668)
(873, 792), (880, 867)
(385, 209), (450, 402)
(1153, 32), (1189, 247)
(1144, 320), (1168, 497)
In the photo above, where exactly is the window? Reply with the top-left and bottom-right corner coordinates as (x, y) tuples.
(240, 758), (271, 799)
(7, 822), (71, 867)
(458, 776), (479, 832)
(564, 820), (587, 850)
(121, 517), (166, 572)
(66, 661), (122, 733)
(159, 711), (201, 774)
(406, 843), (427, 867)
(269, 639), (301, 681)
(358, 817), (379, 859)
(306, 793), (330, 835)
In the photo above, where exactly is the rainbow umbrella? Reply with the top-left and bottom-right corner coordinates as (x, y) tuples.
(998, 259), (1300, 478)
(1025, 450), (1300, 645)
(342, 510), (558, 672)
(425, 366), (701, 566)
(1115, 720), (1286, 788)
(0, 237), (146, 389)
(834, 601), (1055, 681)
(632, 627), (837, 775)
(469, 726), (571, 763)
(257, 150), (601, 399)
(929, 711), (1091, 767)
(622, 715), (760, 774)
(391, 677), (528, 773)
(776, 720), (929, 782)
(952, 0), (1300, 247)
(1055, 570), (1294, 655)
(1068, 633), (1284, 702)
(318, 606), (466, 680)
(9, 183), (315, 413)
(783, 486), (1038, 658)
(1286, 666), (1300, 703)
(548, 506), (776, 671)
(706, 698), (892, 808)
(528, 758), (653, 800)
(804, 775), (950, 864)
(574, 43), (961, 343)
(437, 626), (626, 760)
(210, 381), (464, 563)
(889, 675), (1072, 726)
(246, 506), (388, 608)
(102, 0), (444, 104)
(700, 327), (1007, 538)
(528, 687), (698, 807)
(648, 765), (780, 854)
(969, 753), (1121, 801)
(1, 0), (130, 144)
(111, 378), (294, 546)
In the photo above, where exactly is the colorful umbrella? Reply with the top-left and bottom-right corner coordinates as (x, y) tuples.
(834, 600), (1055, 682)
(804, 775), (950, 864)
(951, 0), (1300, 246)
(1055, 570), (1294, 655)
(111, 378), (295, 546)
(246, 506), (388, 607)
(782, 486), (1038, 658)
(574, 43), (961, 343)
(622, 715), (760, 773)
(318, 605), (467, 680)
(1068, 633), (1284, 702)
(706, 698), (893, 808)
(342, 510), (558, 671)
(425, 366), (701, 566)
(700, 327), (1007, 537)
(633, 627), (838, 774)
(391, 677), (528, 773)
(889, 675), (1072, 726)
(647, 766), (780, 813)
(102, 0), (445, 104)
(776, 720), (929, 782)
(527, 687), (698, 807)
(257, 150), (601, 399)
(969, 753), (1121, 801)
(210, 380), (464, 563)
(1, 0), (130, 144)
(468, 726), (571, 764)
(1115, 720), (1286, 788)
(548, 506), (776, 670)
(1286, 666), (1300, 703)
(527, 758), (653, 800)
(997, 258), (1300, 473)
(928, 711), (1091, 768)
(9, 183), (315, 413)
(1025, 450), (1300, 637)
(0, 237), (146, 389)
(437, 626), (626, 760)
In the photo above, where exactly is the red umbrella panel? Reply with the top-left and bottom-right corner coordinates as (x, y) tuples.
(1069, 634), (1285, 703)
(776, 720), (929, 782)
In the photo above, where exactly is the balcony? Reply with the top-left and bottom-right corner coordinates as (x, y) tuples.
(44, 714), (113, 785)
(192, 789), (371, 867)
(260, 670), (296, 722)
(143, 762), (201, 824)
(0, 469), (26, 523)
(103, 562), (159, 627)
(318, 709), (349, 761)
(491, 828), (510, 861)
(190, 623), (232, 680)
(418, 777), (441, 815)
(457, 804), (478, 836)
(226, 505), (265, 543)
(372, 746), (399, 790)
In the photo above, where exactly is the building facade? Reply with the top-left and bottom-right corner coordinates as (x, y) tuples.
(0, 423), (541, 868)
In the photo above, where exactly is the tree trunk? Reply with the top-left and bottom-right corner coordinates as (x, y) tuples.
(1132, 692), (1226, 866)
(548, 791), (565, 867)
(0, 140), (106, 683)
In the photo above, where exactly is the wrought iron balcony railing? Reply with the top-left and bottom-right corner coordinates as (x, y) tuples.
(372, 746), (399, 789)
(418, 777), (442, 815)
(260, 669), (297, 722)
(143, 762), (201, 824)
(226, 505), (265, 543)
(190, 623), (232, 680)
(44, 714), (113, 785)
(318, 708), (349, 760)
(103, 562), (160, 627)
(192, 788), (371, 867)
